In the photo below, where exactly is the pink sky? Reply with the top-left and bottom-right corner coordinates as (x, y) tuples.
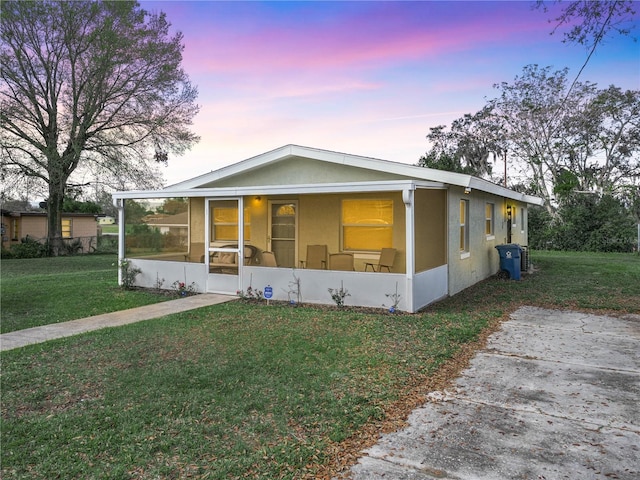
(139, 1), (640, 186)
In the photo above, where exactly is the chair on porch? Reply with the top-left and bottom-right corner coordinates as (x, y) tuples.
(261, 251), (278, 267)
(243, 245), (258, 265)
(364, 248), (396, 272)
(329, 253), (354, 271)
(299, 244), (328, 270)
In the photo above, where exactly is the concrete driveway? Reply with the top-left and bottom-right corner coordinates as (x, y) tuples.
(350, 306), (640, 479)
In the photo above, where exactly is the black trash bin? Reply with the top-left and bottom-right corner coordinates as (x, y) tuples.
(495, 244), (522, 280)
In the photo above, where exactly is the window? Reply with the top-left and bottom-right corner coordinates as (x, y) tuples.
(459, 199), (469, 253)
(62, 218), (72, 238)
(520, 207), (525, 233)
(342, 199), (393, 251)
(12, 219), (19, 241)
(485, 203), (495, 237)
(213, 205), (250, 241)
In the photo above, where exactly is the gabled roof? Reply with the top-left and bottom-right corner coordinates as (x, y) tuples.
(115, 144), (544, 205)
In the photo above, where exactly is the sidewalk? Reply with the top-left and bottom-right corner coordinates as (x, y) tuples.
(0, 293), (236, 352)
(349, 307), (640, 479)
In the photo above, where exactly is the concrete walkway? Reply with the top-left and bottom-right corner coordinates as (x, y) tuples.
(350, 306), (640, 479)
(0, 293), (235, 352)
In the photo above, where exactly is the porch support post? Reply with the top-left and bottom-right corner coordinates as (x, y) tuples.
(237, 196), (245, 291)
(403, 188), (415, 313)
(204, 199), (211, 272)
(116, 198), (125, 285)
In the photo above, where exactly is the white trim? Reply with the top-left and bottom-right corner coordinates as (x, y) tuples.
(404, 188), (415, 312)
(113, 180), (444, 200)
(117, 199), (125, 285)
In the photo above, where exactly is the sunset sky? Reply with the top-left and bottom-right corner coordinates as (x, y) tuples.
(139, 0), (639, 186)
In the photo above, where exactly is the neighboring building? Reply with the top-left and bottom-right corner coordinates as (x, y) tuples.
(97, 215), (116, 225)
(113, 145), (544, 312)
(1, 210), (98, 252)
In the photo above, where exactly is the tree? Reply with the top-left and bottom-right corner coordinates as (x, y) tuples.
(422, 65), (640, 221)
(535, 1), (637, 48)
(157, 197), (188, 215)
(419, 107), (505, 179)
(489, 65), (640, 216)
(0, 1), (199, 255)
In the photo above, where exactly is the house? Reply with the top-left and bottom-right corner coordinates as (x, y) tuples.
(1, 210), (98, 252)
(97, 215), (116, 225)
(112, 145), (543, 312)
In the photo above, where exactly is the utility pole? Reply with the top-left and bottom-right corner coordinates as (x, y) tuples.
(503, 150), (507, 188)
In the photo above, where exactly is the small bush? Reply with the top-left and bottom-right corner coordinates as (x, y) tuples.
(95, 235), (118, 254)
(117, 259), (141, 289)
(8, 236), (48, 258)
(328, 281), (350, 308)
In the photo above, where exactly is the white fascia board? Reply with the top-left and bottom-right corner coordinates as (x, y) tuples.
(466, 178), (544, 205)
(112, 180), (444, 200)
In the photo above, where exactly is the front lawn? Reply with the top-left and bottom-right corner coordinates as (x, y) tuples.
(0, 255), (171, 334)
(1, 251), (638, 479)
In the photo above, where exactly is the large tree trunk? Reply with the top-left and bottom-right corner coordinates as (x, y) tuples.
(47, 175), (66, 256)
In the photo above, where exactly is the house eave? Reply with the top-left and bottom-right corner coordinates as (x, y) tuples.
(156, 145), (543, 206)
(113, 180), (445, 200)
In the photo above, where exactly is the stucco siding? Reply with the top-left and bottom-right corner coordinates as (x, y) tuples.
(68, 217), (98, 238)
(447, 188), (510, 296)
(21, 216), (47, 238)
(200, 157), (411, 188)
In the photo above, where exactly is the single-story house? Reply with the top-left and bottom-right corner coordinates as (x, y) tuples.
(97, 215), (116, 225)
(1, 210), (98, 252)
(112, 145), (543, 312)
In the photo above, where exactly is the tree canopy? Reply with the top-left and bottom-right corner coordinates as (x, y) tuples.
(421, 65), (640, 220)
(0, 0), (199, 254)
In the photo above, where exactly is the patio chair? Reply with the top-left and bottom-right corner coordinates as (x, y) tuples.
(329, 252), (355, 271)
(243, 245), (258, 265)
(261, 251), (278, 267)
(299, 244), (328, 270)
(364, 248), (396, 272)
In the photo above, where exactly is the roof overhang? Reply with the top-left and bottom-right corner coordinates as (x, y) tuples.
(113, 145), (545, 207)
(113, 180), (444, 200)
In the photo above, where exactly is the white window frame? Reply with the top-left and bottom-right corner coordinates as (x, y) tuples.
(485, 202), (495, 239)
(460, 199), (470, 257)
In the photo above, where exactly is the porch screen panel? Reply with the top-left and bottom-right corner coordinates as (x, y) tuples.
(124, 197), (189, 259)
(342, 199), (393, 251)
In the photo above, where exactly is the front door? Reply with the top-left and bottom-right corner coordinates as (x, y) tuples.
(268, 200), (297, 268)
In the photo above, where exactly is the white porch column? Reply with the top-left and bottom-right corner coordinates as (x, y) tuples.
(116, 198), (125, 285)
(403, 188), (415, 312)
(237, 196), (245, 289)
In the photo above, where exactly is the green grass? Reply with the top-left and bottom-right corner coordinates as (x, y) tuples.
(1, 251), (638, 479)
(100, 225), (119, 234)
(0, 255), (172, 334)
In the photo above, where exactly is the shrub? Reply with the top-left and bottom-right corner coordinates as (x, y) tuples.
(117, 259), (141, 289)
(95, 235), (118, 254)
(8, 236), (48, 258)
